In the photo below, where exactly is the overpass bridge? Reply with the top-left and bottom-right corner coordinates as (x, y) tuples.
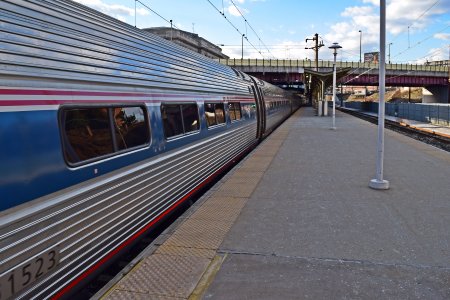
(216, 59), (450, 104)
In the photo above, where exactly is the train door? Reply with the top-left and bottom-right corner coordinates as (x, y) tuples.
(250, 81), (265, 139)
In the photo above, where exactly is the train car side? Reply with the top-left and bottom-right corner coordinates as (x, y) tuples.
(0, 0), (298, 299)
(0, 89), (260, 299)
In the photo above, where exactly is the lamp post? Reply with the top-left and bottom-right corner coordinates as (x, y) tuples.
(329, 42), (342, 130)
(359, 30), (362, 63)
(241, 34), (245, 59)
(369, 0), (389, 190)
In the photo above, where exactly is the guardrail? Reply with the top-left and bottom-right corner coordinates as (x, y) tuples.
(216, 59), (450, 73)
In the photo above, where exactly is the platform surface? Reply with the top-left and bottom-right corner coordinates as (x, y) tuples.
(100, 107), (450, 300)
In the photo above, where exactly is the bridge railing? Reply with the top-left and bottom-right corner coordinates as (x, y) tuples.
(216, 59), (449, 72)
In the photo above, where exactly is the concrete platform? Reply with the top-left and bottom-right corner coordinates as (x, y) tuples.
(99, 107), (450, 300)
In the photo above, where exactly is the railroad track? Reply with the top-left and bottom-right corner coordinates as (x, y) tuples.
(339, 107), (450, 152)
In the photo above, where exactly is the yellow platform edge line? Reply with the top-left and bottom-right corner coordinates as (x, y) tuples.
(188, 254), (227, 300)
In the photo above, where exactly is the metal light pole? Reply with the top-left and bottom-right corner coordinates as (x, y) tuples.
(329, 42), (342, 130)
(241, 34), (245, 59)
(359, 30), (362, 63)
(170, 20), (173, 41)
(369, 0), (389, 190)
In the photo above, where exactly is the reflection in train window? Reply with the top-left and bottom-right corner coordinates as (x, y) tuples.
(161, 103), (200, 138)
(114, 107), (150, 150)
(205, 103), (225, 127)
(161, 104), (184, 138)
(64, 108), (114, 162)
(61, 105), (150, 165)
(182, 104), (200, 133)
(228, 102), (241, 121)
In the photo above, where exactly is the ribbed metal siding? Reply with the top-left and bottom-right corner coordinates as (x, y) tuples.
(0, 0), (250, 95)
(0, 122), (257, 299)
(266, 106), (292, 131)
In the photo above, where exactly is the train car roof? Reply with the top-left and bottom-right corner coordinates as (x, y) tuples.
(0, 0), (252, 95)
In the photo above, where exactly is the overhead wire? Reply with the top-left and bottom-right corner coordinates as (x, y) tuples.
(392, 23), (450, 58)
(319, 35), (361, 60)
(342, 67), (378, 85)
(389, 0), (441, 45)
(411, 44), (450, 63)
(410, 0), (441, 30)
(205, 0), (268, 58)
(228, 0), (276, 58)
(135, 0), (179, 29)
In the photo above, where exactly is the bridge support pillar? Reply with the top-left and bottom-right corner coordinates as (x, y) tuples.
(422, 86), (449, 103)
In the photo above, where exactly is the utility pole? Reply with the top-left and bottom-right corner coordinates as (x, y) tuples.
(408, 26), (410, 48)
(359, 30), (362, 63)
(305, 33), (324, 71)
(305, 33), (325, 113)
(388, 42), (392, 64)
(170, 20), (173, 41)
(241, 34), (245, 59)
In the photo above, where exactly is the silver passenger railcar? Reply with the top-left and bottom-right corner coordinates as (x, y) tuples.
(0, 0), (300, 298)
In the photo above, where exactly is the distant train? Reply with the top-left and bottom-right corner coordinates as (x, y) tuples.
(0, 0), (301, 299)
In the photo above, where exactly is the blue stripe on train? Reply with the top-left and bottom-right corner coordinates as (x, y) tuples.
(0, 105), (256, 211)
(0, 109), (158, 211)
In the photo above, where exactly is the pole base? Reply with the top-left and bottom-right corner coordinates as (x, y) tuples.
(330, 127), (337, 130)
(369, 179), (390, 190)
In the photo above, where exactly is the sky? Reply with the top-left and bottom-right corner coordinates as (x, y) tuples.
(74, 0), (450, 63)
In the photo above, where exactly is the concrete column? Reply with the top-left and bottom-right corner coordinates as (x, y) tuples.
(321, 80), (328, 116)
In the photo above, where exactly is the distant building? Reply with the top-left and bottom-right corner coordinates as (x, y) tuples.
(425, 60), (449, 66)
(143, 27), (229, 59)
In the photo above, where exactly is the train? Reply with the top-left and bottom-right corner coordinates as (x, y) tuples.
(0, 0), (301, 299)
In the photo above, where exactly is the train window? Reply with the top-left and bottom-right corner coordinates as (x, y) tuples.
(114, 107), (149, 150)
(205, 103), (216, 126)
(161, 104), (184, 138)
(216, 103), (225, 123)
(205, 103), (225, 127)
(229, 102), (241, 121)
(63, 108), (114, 162)
(161, 103), (199, 138)
(182, 104), (200, 133)
(61, 105), (150, 165)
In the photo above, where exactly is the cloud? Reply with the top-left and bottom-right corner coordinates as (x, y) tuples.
(434, 33), (450, 40)
(415, 47), (448, 64)
(341, 6), (374, 17)
(323, 0), (450, 60)
(227, 4), (248, 16)
(362, 0), (379, 6)
(74, 0), (149, 21)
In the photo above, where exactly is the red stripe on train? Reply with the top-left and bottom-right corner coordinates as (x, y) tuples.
(0, 89), (255, 101)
